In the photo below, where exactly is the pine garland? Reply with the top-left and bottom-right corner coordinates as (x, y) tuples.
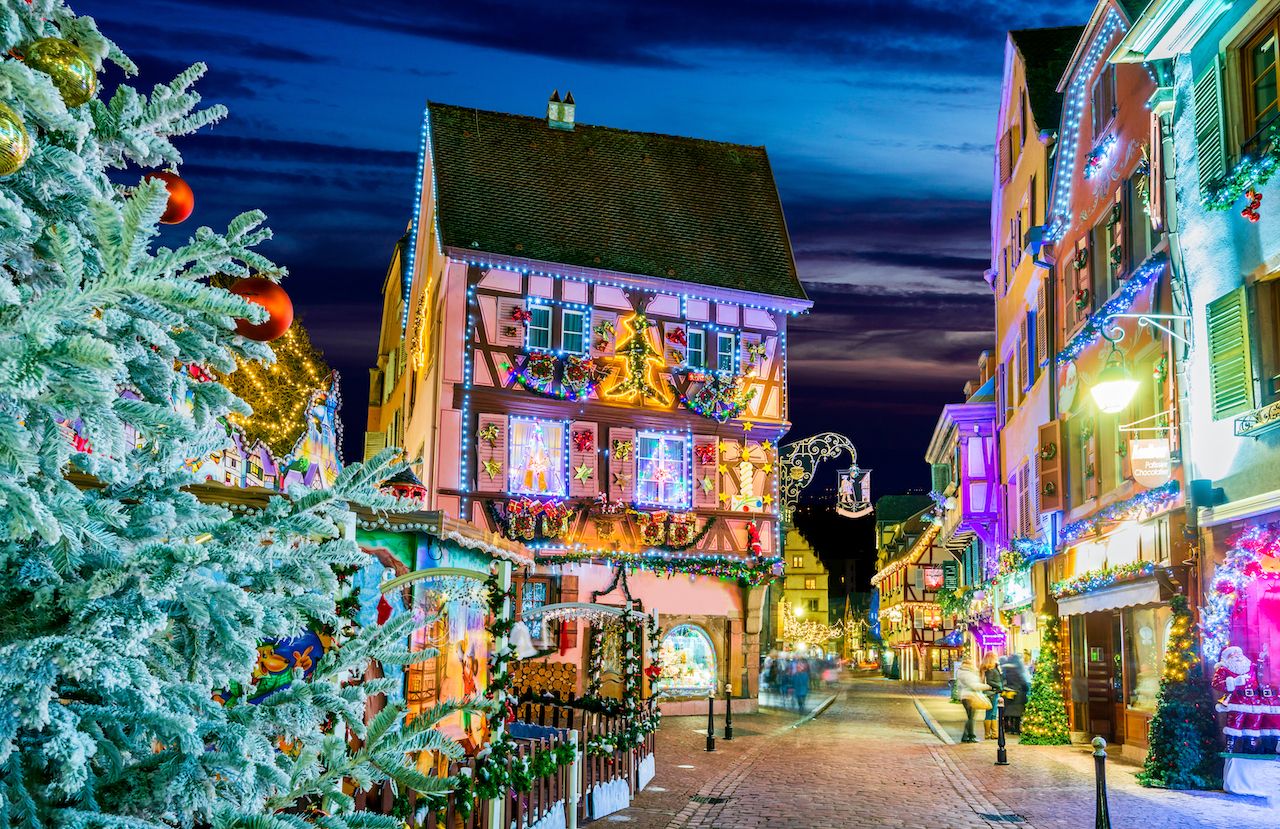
(1020, 617), (1071, 745)
(1137, 595), (1223, 789)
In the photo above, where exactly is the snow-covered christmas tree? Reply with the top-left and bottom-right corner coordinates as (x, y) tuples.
(0, 2), (472, 826)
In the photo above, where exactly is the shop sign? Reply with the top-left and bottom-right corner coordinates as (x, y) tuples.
(923, 566), (944, 590)
(943, 560), (959, 590)
(1129, 439), (1171, 488)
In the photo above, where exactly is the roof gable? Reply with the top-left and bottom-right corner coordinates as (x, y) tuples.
(1009, 25), (1087, 131)
(425, 102), (807, 301)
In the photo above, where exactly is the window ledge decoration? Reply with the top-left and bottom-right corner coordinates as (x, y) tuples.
(487, 497), (577, 541)
(997, 538), (1053, 577)
(1056, 254), (1167, 363)
(504, 352), (602, 401)
(1202, 523), (1280, 663)
(672, 368), (756, 422)
(533, 548), (782, 586)
(629, 509), (712, 549)
(1203, 127), (1279, 215)
(1051, 560), (1161, 599)
(1083, 134), (1118, 180)
(1059, 479), (1180, 546)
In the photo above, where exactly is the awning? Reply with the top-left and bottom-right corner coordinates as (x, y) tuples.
(1057, 577), (1163, 616)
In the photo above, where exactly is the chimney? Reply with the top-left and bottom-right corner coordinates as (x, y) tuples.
(547, 89), (575, 131)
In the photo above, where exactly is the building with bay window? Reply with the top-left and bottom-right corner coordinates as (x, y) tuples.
(366, 95), (810, 711)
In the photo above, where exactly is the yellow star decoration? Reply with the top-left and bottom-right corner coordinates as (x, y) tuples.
(763, 463), (773, 474)
(482, 459), (501, 480)
(612, 471), (630, 489)
(741, 421), (754, 432)
(718, 463), (727, 474)
(763, 494), (773, 506)
(700, 476), (715, 494)
(718, 492), (728, 503)
(574, 463), (594, 483)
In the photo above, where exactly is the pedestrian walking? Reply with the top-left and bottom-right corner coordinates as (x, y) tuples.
(792, 659), (811, 712)
(980, 652), (1004, 740)
(955, 657), (990, 743)
(1000, 653), (1030, 735)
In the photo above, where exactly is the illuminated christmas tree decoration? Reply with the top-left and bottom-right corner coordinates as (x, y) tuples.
(604, 313), (673, 406)
(1020, 617), (1071, 745)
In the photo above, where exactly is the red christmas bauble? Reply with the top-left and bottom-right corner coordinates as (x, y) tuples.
(229, 277), (293, 341)
(144, 171), (194, 224)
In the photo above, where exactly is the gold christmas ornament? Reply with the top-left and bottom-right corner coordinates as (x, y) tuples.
(0, 103), (32, 177)
(25, 37), (97, 108)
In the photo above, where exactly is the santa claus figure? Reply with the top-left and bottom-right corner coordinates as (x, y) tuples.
(1213, 644), (1268, 753)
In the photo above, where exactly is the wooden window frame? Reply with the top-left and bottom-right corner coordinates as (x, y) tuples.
(526, 305), (552, 350)
(560, 308), (587, 354)
(716, 332), (736, 373)
(1243, 13), (1280, 152)
(687, 327), (706, 369)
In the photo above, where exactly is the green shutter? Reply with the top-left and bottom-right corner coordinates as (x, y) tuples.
(1192, 57), (1227, 191)
(930, 462), (951, 494)
(1207, 288), (1255, 420)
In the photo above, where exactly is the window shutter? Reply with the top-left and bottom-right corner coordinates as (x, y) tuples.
(590, 310), (619, 358)
(999, 130), (1012, 182)
(1017, 464), (1031, 538)
(997, 362), (1008, 426)
(930, 463), (951, 494)
(660, 320), (687, 366)
(363, 430), (387, 462)
(1035, 282), (1048, 367)
(740, 332), (763, 375)
(1018, 317), (1029, 391)
(693, 434), (719, 509)
(1037, 421), (1065, 513)
(475, 414), (507, 493)
(568, 421), (599, 498)
(718, 438), (741, 507)
(1192, 57), (1228, 192)
(608, 427), (636, 502)
(1207, 288), (1255, 420)
(495, 297), (526, 348)
(557, 575), (578, 649)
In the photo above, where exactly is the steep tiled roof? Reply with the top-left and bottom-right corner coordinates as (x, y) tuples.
(426, 101), (807, 301)
(1010, 26), (1086, 131)
(874, 495), (935, 525)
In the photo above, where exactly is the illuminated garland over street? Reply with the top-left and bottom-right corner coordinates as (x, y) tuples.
(780, 600), (843, 644)
(1051, 560), (1161, 599)
(1055, 255), (1167, 362)
(533, 548), (782, 585)
(1059, 479), (1179, 545)
(1202, 522), (1280, 663)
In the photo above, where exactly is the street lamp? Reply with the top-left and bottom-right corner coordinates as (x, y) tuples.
(794, 604), (805, 618)
(1091, 343), (1140, 414)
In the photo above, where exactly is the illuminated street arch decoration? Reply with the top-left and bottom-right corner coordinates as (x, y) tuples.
(653, 623), (717, 697)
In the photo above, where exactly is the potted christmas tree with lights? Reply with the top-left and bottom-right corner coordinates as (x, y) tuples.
(0, 2), (471, 825)
(1020, 617), (1071, 744)
(1137, 595), (1222, 789)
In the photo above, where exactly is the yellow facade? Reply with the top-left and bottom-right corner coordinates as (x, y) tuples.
(777, 529), (830, 649)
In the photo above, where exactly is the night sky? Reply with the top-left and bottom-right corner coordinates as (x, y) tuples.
(88, 0), (1095, 502)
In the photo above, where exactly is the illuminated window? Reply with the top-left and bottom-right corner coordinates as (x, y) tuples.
(716, 333), (736, 372)
(561, 309), (586, 353)
(791, 555), (804, 568)
(804, 577), (817, 590)
(1246, 17), (1280, 145)
(654, 624), (716, 696)
(807, 598), (820, 612)
(508, 417), (567, 496)
(527, 306), (552, 350)
(687, 328), (706, 368)
(635, 431), (690, 507)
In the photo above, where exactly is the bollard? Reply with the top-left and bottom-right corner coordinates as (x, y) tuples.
(705, 693), (716, 752)
(994, 695), (1009, 766)
(1093, 736), (1111, 829)
(723, 682), (734, 741)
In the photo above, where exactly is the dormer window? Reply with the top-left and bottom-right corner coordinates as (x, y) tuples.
(527, 306), (552, 350)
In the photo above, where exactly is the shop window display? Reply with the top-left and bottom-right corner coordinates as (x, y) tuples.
(654, 624), (717, 696)
(1123, 605), (1172, 712)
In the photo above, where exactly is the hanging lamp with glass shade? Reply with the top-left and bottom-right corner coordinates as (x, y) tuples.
(1091, 340), (1140, 414)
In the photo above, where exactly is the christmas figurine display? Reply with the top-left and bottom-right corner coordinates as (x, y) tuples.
(1212, 644), (1271, 753)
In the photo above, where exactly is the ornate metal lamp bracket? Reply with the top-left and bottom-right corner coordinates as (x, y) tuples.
(777, 431), (865, 522)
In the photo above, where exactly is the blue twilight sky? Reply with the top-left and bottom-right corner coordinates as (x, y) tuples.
(84, 0), (1096, 496)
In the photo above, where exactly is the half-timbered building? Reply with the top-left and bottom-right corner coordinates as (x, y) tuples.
(366, 96), (811, 710)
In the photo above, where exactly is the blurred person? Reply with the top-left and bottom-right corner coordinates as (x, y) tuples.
(955, 657), (989, 743)
(1000, 654), (1030, 735)
(980, 652), (1005, 740)
(792, 658), (811, 712)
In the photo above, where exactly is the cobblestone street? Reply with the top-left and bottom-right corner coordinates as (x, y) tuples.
(609, 675), (1278, 829)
